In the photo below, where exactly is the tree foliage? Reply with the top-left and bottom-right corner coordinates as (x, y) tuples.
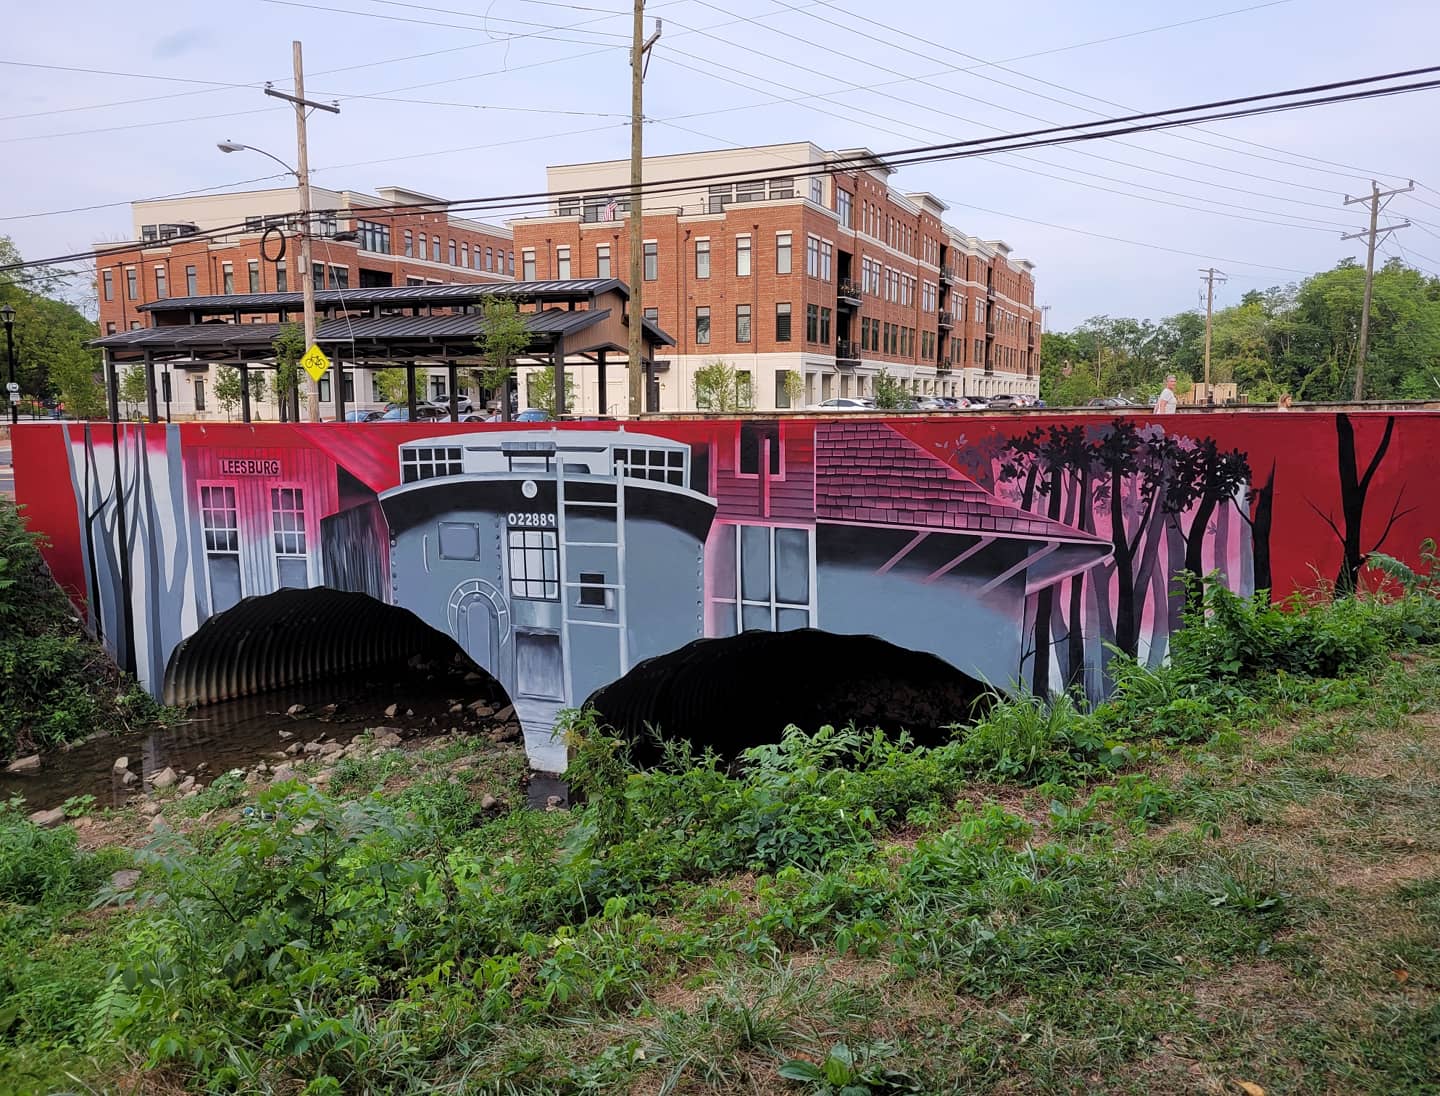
(117, 367), (147, 419)
(270, 324), (305, 419)
(527, 367), (575, 415)
(373, 368), (409, 405)
(0, 236), (104, 416)
(692, 360), (752, 412)
(214, 366), (243, 421)
(872, 368), (908, 409)
(1044, 258), (1440, 404)
(476, 298), (530, 422)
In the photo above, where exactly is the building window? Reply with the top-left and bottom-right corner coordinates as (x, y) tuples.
(330, 266), (349, 290)
(776, 232), (792, 275)
(357, 220), (390, 254)
(736, 234), (751, 276)
(400, 445), (463, 483)
(695, 238), (710, 279)
(104, 321), (116, 335)
(521, 249), (536, 280)
(183, 265), (196, 296)
(193, 377), (207, 411)
(508, 528), (559, 600)
(643, 241), (658, 281)
(270, 487), (308, 588)
(102, 270), (114, 302)
(643, 306), (658, 324)
(276, 262), (287, 292)
(596, 243), (611, 278)
(403, 229), (413, 257)
(836, 189), (852, 228)
(461, 243), (469, 268)
(736, 303), (751, 343)
(508, 251), (514, 275)
(221, 263), (233, 294)
(577, 571), (611, 609)
(486, 246), (494, 271)
(372, 375), (384, 402)
(448, 240), (457, 266)
(821, 240), (832, 280)
(820, 307), (831, 344)
(711, 524), (814, 634)
(775, 302), (792, 342)
(130, 320), (142, 331)
(695, 306), (710, 345)
(248, 260), (260, 293)
(126, 267), (138, 300)
(809, 176), (824, 205)
(200, 484), (239, 611)
(154, 266), (167, 299)
(806, 304), (819, 343)
(556, 245), (571, 279)
(806, 235), (820, 277)
(426, 236), (436, 262)
(614, 446), (686, 486)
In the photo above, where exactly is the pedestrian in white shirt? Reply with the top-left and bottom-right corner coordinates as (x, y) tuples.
(1155, 375), (1178, 414)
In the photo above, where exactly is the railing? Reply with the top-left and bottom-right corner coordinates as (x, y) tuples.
(939, 265), (957, 284)
(837, 279), (862, 304)
(835, 339), (861, 362)
(936, 357), (952, 374)
(937, 310), (953, 328)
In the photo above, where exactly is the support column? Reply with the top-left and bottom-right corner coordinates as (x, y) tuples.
(335, 356), (347, 423)
(447, 362), (459, 422)
(143, 351), (158, 424)
(551, 341), (565, 419)
(239, 362), (252, 423)
(104, 351), (119, 424)
(405, 363), (417, 419)
(596, 349), (607, 417)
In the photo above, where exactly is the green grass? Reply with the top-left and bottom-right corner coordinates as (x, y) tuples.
(2, 579), (1440, 1092)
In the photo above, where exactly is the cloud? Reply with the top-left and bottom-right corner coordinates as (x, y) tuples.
(152, 28), (213, 60)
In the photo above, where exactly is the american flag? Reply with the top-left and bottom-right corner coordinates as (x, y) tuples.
(601, 198), (618, 221)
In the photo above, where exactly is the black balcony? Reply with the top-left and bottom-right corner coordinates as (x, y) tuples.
(835, 339), (861, 365)
(837, 279), (862, 307)
(937, 357), (952, 374)
(939, 265), (956, 285)
(937, 310), (953, 329)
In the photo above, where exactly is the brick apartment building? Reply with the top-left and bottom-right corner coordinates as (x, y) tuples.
(510, 141), (1040, 412)
(95, 185), (514, 419)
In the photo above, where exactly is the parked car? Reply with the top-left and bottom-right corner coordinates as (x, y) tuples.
(342, 408), (382, 422)
(916, 397), (948, 411)
(515, 408), (553, 422)
(965, 397), (990, 410)
(810, 397), (873, 411)
(986, 393), (1027, 410)
(1087, 396), (1138, 409)
(377, 404), (448, 422)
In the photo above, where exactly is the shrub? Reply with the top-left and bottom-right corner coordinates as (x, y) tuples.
(0, 797), (114, 908)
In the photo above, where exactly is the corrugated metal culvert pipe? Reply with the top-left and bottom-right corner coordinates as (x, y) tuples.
(583, 629), (994, 764)
(162, 588), (465, 707)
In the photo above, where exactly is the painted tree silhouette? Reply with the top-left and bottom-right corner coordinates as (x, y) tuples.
(1091, 420), (1168, 658)
(1163, 438), (1252, 610)
(1307, 414), (1412, 593)
(1232, 460), (1276, 596)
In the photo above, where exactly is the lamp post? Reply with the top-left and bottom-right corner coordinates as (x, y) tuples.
(1, 303), (17, 426)
(219, 139), (318, 422)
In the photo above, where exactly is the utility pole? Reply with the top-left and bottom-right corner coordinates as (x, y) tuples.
(627, 2), (661, 417)
(1199, 267), (1227, 393)
(1342, 179), (1413, 401)
(264, 42), (339, 422)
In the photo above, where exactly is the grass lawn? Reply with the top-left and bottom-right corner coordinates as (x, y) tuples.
(3, 582), (1440, 1094)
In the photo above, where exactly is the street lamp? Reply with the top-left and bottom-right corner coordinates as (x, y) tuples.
(218, 138), (319, 422)
(1, 303), (17, 427)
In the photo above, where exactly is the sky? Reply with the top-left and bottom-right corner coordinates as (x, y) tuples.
(4, 0), (1440, 328)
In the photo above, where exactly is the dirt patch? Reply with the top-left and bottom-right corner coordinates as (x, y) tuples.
(1327, 849), (1440, 893)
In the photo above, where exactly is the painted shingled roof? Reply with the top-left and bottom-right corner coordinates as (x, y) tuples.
(815, 421), (1109, 545)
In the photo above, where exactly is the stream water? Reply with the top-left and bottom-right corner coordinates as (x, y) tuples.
(1, 660), (515, 814)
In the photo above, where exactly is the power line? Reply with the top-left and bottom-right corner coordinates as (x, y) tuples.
(6, 66), (1439, 275)
(786, 0), (1412, 189)
(0, 173), (293, 222)
(665, 0), (1380, 223)
(0, 106), (288, 144)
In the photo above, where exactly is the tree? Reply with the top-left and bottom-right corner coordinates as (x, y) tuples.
(872, 369), (907, 409)
(1163, 438), (1252, 609)
(0, 236), (104, 415)
(692, 360), (752, 412)
(215, 366), (243, 421)
(528, 368), (575, 415)
(779, 369), (805, 408)
(271, 324), (305, 422)
(118, 366), (148, 420)
(476, 298), (530, 422)
(374, 368), (408, 405)
(248, 370), (267, 420)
